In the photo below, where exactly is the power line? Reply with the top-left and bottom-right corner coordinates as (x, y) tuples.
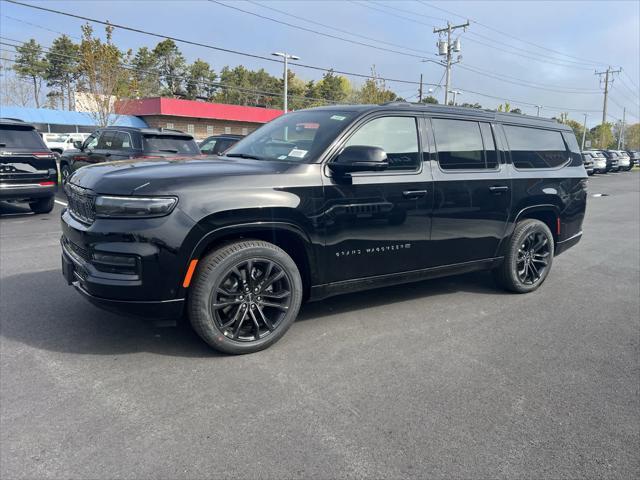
(3, 0), (437, 87)
(244, 0), (431, 56)
(417, 0), (611, 67)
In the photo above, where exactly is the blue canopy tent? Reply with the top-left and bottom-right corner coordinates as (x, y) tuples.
(0, 106), (147, 133)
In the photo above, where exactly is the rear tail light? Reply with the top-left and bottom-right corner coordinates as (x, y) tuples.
(39, 181), (55, 186)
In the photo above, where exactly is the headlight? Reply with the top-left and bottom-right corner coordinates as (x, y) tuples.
(94, 195), (177, 218)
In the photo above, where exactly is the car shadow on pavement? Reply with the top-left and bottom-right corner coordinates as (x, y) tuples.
(0, 268), (505, 357)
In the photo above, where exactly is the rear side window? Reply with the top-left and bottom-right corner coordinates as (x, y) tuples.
(432, 118), (487, 170)
(504, 125), (568, 169)
(0, 126), (47, 150)
(143, 135), (200, 155)
(345, 116), (420, 171)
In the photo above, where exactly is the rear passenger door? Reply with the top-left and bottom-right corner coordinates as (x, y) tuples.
(427, 117), (511, 266)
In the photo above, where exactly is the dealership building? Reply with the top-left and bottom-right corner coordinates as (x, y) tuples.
(1, 98), (283, 140)
(116, 97), (283, 140)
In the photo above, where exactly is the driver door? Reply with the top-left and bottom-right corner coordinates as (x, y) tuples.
(320, 114), (433, 284)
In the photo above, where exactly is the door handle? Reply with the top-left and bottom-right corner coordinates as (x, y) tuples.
(489, 185), (509, 193)
(402, 189), (427, 199)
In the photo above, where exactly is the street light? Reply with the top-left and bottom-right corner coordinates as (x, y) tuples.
(535, 105), (542, 116)
(448, 89), (462, 105)
(272, 52), (300, 113)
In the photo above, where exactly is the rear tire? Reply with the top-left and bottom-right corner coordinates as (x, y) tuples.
(60, 163), (71, 184)
(29, 196), (54, 214)
(188, 240), (303, 354)
(493, 219), (554, 293)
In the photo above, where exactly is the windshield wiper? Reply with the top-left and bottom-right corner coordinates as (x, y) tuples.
(226, 153), (263, 160)
(157, 149), (179, 153)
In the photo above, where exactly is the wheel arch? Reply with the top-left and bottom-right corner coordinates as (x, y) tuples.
(497, 204), (562, 257)
(185, 221), (316, 301)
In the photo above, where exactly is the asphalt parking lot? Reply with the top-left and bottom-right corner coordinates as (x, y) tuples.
(1, 172), (638, 479)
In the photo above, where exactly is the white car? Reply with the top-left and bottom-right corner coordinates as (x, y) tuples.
(42, 133), (90, 154)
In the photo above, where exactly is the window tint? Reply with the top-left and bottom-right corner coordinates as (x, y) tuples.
(480, 122), (498, 169)
(142, 134), (200, 155)
(96, 131), (115, 149)
(106, 132), (132, 150)
(433, 118), (485, 170)
(504, 125), (568, 169)
(200, 139), (216, 153)
(345, 116), (419, 171)
(0, 126), (47, 149)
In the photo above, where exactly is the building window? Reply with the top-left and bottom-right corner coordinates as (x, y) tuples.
(206, 125), (213, 135)
(225, 126), (231, 134)
(166, 122), (174, 129)
(187, 124), (195, 134)
(241, 127), (248, 135)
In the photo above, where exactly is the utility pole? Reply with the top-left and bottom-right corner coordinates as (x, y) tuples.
(618, 107), (626, 149)
(271, 52), (300, 112)
(581, 113), (588, 151)
(535, 105), (542, 117)
(418, 73), (423, 102)
(434, 20), (469, 105)
(595, 66), (621, 148)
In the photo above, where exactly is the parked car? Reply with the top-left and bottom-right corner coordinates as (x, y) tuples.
(43, 132), (90, 154)
(614, 150), (632, 171)
(59, 127), (201, 182)
(581, 152), (594, 175)
(0, 118), (58, 213)
(199, 134), (244, 155)
(602, 150), (620, 172)
(60, 104), (587, 354)
(627, 150), (639, 168)
(583, 150), (607, 174)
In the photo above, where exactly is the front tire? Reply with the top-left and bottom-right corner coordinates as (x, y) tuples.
(493, 219), (554, 293)
(29, 196), (54, 214)
(60, 163), (71, 184)
(188, 240), (303, 354)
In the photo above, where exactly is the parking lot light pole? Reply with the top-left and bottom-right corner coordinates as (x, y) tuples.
(448, 90), (461, 106)
(536, 105), (542, 116)
(581, 113), (589, 151)
(272, 52), (300, 113)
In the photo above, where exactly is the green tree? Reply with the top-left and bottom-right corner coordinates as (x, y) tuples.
(497, 102), (511, 112)
(356, 66), (397, 104)
(214, 65), (280, 107)
(460, 102), (482, 108)
(77, 23), (131, 126)
(624, 123), (640, 150)
(45, 35), (80, 110)
(131, 47), (161, 98)
(12, 38), (47, 107)
(152, 39), (186, 97)
(421, 96), (439, 104)
(590, 123), (615, 149)
(313, 69), (351, 103)
(185, 59), (216, 100)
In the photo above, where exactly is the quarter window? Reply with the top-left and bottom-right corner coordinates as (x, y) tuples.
(344, 116), (420, 171)
(432, 118), (486, 170)
(504, 125), (568, 169)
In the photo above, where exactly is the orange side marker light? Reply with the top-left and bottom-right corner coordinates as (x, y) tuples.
(183, 259), (199, 288)
(556, 217), (561, 235)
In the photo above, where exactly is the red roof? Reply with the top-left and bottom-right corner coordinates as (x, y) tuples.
(115, 97), (283, 124)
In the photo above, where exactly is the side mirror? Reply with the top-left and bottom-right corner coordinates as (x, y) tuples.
(329, 145), (389, 176)
(73, 140), (84, 150)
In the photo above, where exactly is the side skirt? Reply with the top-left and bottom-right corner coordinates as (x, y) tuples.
(309, 257), (504, 302)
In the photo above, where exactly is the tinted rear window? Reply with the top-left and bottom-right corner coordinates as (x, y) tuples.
(143, 135), (200, 155)
(504, 125), (568, 169)
(0, 126), (47, 150)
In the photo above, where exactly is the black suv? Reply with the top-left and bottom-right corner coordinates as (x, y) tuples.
(60, 104), (587, 354)
(0, 118), (58, 214)
(60, 126), (201, 182)
(199, 134), (244, 155)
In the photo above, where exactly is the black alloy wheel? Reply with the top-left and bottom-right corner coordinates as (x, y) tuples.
(212, 258), (292, 342)
(188, 240), (303, 354)
(516, 231), (551, 286)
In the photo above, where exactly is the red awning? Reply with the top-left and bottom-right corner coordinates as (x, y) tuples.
(116, 97), (283, 124)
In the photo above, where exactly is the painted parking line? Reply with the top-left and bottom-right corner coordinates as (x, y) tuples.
(54, 199), (67, 207)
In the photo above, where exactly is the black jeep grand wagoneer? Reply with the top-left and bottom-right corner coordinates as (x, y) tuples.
(61, 103), (587, 354)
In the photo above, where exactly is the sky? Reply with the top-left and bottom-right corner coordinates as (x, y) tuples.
(1, 0), (638, 127)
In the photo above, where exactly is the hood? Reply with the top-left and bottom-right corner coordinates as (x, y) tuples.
(68, 156), (297, 195)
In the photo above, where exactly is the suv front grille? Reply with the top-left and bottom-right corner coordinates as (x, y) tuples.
(65, 183), (96, 224)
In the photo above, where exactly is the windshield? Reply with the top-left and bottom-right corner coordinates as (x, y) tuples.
(225, 110), (356, 162)
(142, 134), (200, 155)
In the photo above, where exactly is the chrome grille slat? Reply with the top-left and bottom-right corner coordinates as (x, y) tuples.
(65, 183), (96, 224)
